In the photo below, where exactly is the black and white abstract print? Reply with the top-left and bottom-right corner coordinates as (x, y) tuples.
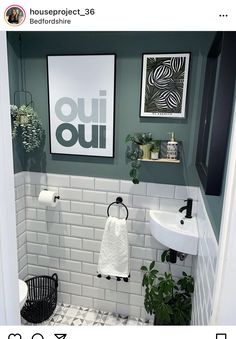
(140, 53), (190, 118)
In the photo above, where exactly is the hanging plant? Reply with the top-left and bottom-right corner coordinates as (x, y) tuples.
(10, 104), (43, 152)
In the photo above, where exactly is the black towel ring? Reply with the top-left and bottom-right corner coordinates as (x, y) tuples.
(107, 197), (129, 220)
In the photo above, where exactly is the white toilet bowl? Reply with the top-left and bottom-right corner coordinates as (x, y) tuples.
(19, 279), (28, 309)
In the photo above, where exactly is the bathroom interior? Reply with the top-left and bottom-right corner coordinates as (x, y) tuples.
(1, 31), (236, 326)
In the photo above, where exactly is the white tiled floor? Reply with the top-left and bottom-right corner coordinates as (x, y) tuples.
(22, 303), (153, 326)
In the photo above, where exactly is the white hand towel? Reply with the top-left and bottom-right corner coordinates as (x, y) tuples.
(97, 216), (129, 278)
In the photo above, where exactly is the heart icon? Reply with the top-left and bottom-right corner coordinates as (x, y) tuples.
(8, 334), (22, 339)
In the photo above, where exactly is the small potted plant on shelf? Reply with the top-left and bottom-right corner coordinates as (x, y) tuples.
(150, 140), (160, 160)
(126, 132), (153, 159)
(10, 104), (43, 152)
(140, 251), (194, 325)
(125, 132), (153, 184)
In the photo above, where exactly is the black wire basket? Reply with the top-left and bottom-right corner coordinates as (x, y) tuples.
(21, 273), (58, 323)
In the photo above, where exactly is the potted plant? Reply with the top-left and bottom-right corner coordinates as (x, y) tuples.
(125, 133), (153, 184)
(150, 140), (160, 160)
(140, 252), (194, 325)
(11, 104), (43, 152)
(126, 132), (153, 159)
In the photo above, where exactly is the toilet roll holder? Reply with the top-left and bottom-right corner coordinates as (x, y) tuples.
(43, 189), (60, 202)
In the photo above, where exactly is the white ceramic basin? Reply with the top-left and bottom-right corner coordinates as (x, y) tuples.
(149, 210), (199, 255)
(19, 279), (28, 309)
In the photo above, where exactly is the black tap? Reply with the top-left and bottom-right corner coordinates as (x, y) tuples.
(179, 198), (193, 218)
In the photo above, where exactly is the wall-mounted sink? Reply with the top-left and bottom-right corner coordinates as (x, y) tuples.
(149, 210), (199, 255)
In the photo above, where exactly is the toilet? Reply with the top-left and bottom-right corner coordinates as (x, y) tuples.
(19, 279), (28, 309)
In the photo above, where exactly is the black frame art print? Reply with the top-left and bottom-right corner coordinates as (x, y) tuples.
(47, 54), (116, 158)
(140, 53), (190, 118)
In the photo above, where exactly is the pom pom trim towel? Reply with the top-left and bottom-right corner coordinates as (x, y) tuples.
(97, 216), (129, 278)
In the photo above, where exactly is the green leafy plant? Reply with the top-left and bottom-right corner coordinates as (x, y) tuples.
(125, 133), (153, 184)
(141, 256), (194, 325)
(126, 132), (152, 145)
(11, 104), (43, 152)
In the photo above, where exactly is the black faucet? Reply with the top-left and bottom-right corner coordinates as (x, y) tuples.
(179, 198), (193, 218)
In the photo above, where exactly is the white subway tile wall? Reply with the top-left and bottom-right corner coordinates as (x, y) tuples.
(191, 191), (218, 325)
(15, 172), (27, 280)
(14, 172), (216, 323)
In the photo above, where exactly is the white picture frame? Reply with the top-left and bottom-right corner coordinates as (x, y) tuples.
(140, 53), (190, 118)
(47, 54), (116, 157)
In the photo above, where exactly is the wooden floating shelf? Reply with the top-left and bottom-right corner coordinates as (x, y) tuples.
(139, 158), (180, 164)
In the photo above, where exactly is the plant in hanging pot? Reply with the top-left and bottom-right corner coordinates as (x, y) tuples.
(10, 104), (43, 152)
(125, 132), (153, 184)
(140, 255), (194, 325)
(150, 140), (160, 160)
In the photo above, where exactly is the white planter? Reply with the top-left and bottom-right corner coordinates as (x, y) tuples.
(151, 151), (159, 160)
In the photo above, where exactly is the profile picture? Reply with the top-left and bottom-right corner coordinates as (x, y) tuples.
(5, 5), (26, 26)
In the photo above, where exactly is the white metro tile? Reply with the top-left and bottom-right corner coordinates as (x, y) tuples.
(14, 172), (25, 187)
(47, 223), (70, 235)
(120, 180), (147, 196)
(93, 299), (116, 313)
(15, 185), (25, 199)
(82, 239), (101, 252)
(83, 215), (106, 228)
(133, 195), (159, 210)
(71, 201), (94, 215)
(47, 246), (70, 259)
(25, 171), (47, 185)
(147, 183), (175, 198)
(59, 188), (82, 201)
(71, 225), (94, 239)
(95, 178), (120, 192)
(70, 176), (94, 189)
(25, 184), (36, 196)
(93, 276), (117, 290)
(82, 286), (104, 299)
(47, 173), (70, 187)
(71, 295), (93, 308)
(48, 268), (70, 282)
(38, 256), (59, 268)
(27, 220), (47, 232)
(37, 233), (60, 246)
(107, 192), (133, 207)
(174, 186), (199, 201)
(71, 249), (93, 263)
(83, 190), (107, 203)
(121, 207), (145, 221)
(95, 203), (118, 217)
(60, 259), (82, 273)
(60, 236), (82, 249)
(71, 272), (93, 286)
(58, 293), (71, 305)
(28, 265), (49, 276)
(131, 246), (156, 260)
(159, 198), (186, 212)
(60, 282), (82, 295)
(60, 212), (82, 225)
(105, 290), (129, 303)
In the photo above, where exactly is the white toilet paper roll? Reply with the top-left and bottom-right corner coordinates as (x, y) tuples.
(38, 190), (58, 207)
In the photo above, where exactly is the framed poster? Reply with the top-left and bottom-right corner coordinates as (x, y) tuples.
(140, 53), (190, 118)
(47, 54), (116, 157)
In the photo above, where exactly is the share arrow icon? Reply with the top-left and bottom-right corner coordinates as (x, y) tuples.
(54, 335), (67, 339)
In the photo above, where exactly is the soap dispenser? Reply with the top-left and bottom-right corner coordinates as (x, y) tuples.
(167, 132), (178, 159)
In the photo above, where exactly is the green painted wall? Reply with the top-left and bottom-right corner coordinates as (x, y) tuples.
(8, 31), (215, 186)
(7, 33), (25, 173)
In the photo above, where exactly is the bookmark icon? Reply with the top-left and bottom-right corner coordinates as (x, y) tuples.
(54, 335), (67, 339)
